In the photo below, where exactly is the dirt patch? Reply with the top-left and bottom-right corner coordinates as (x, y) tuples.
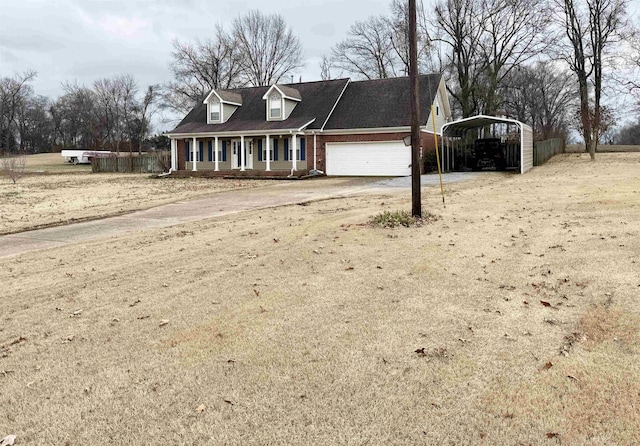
(0, 153), (639, 444)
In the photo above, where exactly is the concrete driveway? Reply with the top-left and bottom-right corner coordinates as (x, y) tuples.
(0, 174), (478, 258)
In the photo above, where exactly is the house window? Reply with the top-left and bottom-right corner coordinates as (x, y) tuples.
(269, 93), (281, 119)
(262, 142), (274, 161)
(210, 99), (220, 122)
(288, 137), (306, 161)
(436, 105), (440, 116)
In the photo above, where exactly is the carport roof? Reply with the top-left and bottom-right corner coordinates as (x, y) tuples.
(442, 115), (532, 138)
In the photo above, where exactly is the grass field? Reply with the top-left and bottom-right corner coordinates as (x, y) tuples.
(1, 153), (639, 445)
(0, 153), (274, 235)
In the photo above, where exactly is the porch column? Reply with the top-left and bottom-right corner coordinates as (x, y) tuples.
(291, 134), (297, 171)
(192, 136), (197, 172)
(313, 133), (317, 171)
(240, 135), (246, 171)
(265, 135), (271, 171)
(214, 136), (219, 171)
(170, 138), (177, 172)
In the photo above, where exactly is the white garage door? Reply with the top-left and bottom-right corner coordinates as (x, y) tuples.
(325, 141), (411, 176)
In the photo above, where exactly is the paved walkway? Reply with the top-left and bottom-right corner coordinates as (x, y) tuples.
(0, 174), (480, 259)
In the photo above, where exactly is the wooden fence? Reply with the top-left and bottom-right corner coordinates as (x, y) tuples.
(533, 138), (565, 166)
(92, 152), (170, 173)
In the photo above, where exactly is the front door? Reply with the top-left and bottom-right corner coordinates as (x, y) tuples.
(232, 139), (253, 169)
(246, 140), (254, 169)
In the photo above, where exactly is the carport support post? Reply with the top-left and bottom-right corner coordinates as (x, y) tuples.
(409, 0), (421, 218)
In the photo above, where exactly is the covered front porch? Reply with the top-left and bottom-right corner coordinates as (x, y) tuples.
(168, 132), (317, 175)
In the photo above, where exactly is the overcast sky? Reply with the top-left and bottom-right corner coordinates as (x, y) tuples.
(1, 0), (638, 130)
(0, 1), (394, 98)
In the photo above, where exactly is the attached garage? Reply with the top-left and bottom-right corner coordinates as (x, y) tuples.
(325, 141), (411, 176)
(441, 115), (534, 174)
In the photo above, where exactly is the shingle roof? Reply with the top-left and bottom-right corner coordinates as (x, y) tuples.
(216, 90), (243, 105)
(170, 74), (443, 135)
(323, 74), (442, 130)
(171, 78), (349, 134)
(276, 85), (302, 100)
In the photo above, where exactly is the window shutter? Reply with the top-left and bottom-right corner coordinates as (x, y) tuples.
(199, 141), (204, 161)
(284, 138), (289, 161)
(273, 140), (278, 161)
(222, 141), (227, 161)
(258, 139), (263, 161)
(208, 141), (213, 161)
(300, 138), (306, 161)
(185, 141), (190, 162)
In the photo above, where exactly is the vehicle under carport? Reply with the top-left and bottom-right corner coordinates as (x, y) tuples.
(440, 115), (533, 174)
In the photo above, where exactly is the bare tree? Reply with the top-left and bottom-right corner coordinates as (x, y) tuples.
(1, 152), (26, 183)
(502, 62), (576, 139)
(330, 15), (398, 80)
(16, 95), (54, 152)
(52, 83), (97, 149)
(163, 27), (244, 114)
(476, 0), (553, 115)
(432, 0), (484, 117)
(135, 85), (159, 155)
(320, 55), (334, 80)
(555, 0), (629, 159)
(232, 10), (304, 86)
(0, 71), (37, 153)
(386, 0), (431, 75)
(433, 0), (552, 117)
(327, 1), (432, 81)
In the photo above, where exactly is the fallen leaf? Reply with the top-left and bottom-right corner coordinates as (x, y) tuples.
(159, 320), (170, 327)
(540, 301), (551, 307)
(345, 266), (354, 271)
(196, 404), (206, 413)
(546, 432), (560, 439)
(542, 361), (553, 370)
(0, 434), (16, 446)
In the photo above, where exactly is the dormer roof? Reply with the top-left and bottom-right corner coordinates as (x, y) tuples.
(262, 84), (302, 102)
(203, 89), (243, 106)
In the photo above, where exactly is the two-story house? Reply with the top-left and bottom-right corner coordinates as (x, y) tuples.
(166, 73), (451, 177)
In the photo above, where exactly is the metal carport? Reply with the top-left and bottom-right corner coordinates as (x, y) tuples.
(441, 115), (533, 174)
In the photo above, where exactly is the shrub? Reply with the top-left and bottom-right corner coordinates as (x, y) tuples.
(423, 150), (438, 173)
(370, 210), (440, 228)
(1, 153), (27, 184)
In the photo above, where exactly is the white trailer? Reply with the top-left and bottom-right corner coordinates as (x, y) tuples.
(61, 150), (112, 165)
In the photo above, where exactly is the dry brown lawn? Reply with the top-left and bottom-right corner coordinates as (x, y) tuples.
(0, 153), (274, 235)
(1, 153), (639, 445)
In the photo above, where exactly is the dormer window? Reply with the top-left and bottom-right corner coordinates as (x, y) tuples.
(203, 89), (242, 124)
(269, 93), (281, 119)
(210, 99), (220, 122)
(263, 85), (301, 121)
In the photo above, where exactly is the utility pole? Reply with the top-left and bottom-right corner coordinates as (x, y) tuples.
(409, 0), (421, 217)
